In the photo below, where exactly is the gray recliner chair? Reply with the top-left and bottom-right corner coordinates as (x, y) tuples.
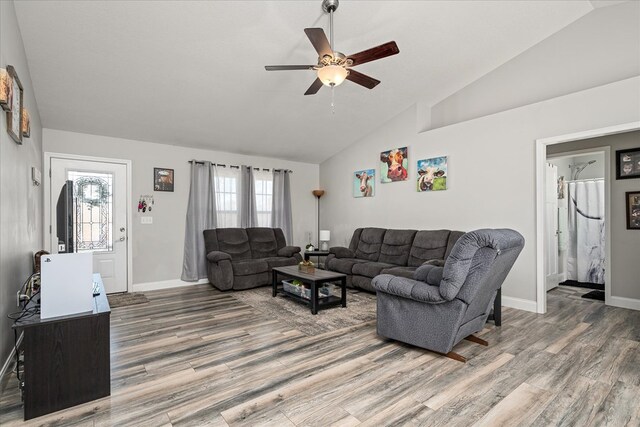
(372, 229), (524, 362)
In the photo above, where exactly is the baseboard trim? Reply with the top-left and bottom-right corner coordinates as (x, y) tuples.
(501, 296), (537, 313)
(1, 332), (23, 382)
(608, 296), (640, 311)
(132, 278), (209, 292)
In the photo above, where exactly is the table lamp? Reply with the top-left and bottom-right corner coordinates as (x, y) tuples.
(319, 230), (330, 251)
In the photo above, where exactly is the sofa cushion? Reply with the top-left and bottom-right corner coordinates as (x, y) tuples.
(445, 231), (465, 259)
(352, 261), (396, 278)
(216, 228), (252, 260)
(247, 228), (278, 259)
(408, 230), (451, 267)
(354, 228), (386, 261)
(325, 257), (367, 275)
(378, 229), (417, 265)
(381, 266), (417, 279)
(231, 259), (269, 276)
(263, 256), (298, 270)
(352, 275), (375, 292)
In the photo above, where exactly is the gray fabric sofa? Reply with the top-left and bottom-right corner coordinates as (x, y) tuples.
(371, 229), (524, 359)
(325, 228), (464, 292)
(203, 227), (302, 291)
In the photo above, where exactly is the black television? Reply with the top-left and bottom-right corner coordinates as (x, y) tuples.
(56, 180), (74, 253)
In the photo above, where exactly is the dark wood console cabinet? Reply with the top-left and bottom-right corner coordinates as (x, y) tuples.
(12, 274), (111, 420)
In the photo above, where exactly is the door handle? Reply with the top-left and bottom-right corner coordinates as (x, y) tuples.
(119, 236), (126, 241)
(120, 227), (125, 232)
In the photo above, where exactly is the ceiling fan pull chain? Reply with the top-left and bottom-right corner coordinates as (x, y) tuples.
(331, 85), (335, 114)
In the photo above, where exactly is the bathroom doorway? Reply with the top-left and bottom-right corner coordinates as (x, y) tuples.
(547, 149), (607, 303)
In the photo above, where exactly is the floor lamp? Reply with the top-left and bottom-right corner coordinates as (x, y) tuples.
(312, 190), (325, 249)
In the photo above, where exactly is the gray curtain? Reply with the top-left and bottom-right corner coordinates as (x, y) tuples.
(239, 165), (258, 228)
(272, 170), (293, 243)
(181, 161), (217, 281)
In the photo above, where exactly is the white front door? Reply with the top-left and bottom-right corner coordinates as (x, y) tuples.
(545, 163), (560, 291)
(50, 157), (128, 294)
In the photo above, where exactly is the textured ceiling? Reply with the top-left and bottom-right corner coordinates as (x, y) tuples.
(14, 1), (594, 163)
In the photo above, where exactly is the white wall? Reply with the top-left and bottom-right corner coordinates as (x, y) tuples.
(44, 129), (319, 288)
(0, 1), (44, 363)
(319, 76), (640, 308)
(427, 1), (640, 130)
(548, 131), (640, 301)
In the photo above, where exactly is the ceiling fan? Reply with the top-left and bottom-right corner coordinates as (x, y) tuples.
(265, 0), (399, 95)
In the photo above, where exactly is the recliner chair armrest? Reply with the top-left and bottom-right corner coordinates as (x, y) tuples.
(329, 246), (355, 258)
(421, 259), (445, 267)
(206, 251), (232, 263)
(372, 274), (447, 304)
(414, 264), (444, 285)
(278, 246), (301, 257)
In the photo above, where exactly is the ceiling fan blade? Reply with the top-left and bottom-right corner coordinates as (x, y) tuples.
(304, 28), (332, 57)
(346, 69), (380, 89)
(265, 65), (316, 71)
(304, 78), (324, 95)
(347, 41), (399, 66)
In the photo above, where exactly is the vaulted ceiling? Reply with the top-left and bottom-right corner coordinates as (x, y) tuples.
(15, 1), (596, 163)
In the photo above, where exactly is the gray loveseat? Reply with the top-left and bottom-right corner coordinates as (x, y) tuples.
(325, 228), (464, 292)
(372, 229), (524, 361)
(203, 227), (302, 291)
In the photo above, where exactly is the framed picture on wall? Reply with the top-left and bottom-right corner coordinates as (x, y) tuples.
(626, 191), (640, 230)
(5, 65), (24, 144)
(380, 147), (408, 183)
(353, 169), (375, 197)
(154, 168), (174, 192)
(616, 148), (640, 179)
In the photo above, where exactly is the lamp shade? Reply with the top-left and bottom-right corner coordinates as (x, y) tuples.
(319, 230), (331, 241)
(317, 65), (348, 87)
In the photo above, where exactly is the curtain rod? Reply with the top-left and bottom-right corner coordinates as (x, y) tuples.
(188, 160), (293, 173)
(564, 178), (605, 183)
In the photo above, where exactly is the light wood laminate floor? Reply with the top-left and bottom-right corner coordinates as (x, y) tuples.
(1, 284), (639, 426)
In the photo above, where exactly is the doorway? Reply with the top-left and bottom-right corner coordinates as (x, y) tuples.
(546, 150), (607, 302)
(535, 122), (639, 314)
(44, 153), (132, 294)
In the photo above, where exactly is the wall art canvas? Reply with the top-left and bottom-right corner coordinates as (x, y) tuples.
(5, 65), (23, 144)
(616, 148), (640, 180)
(627, 191), (640, 230)
(353, 169), (375, 198)
(417, 156), (448, 192)
(154, 167), (174, 192)
(380, 147), (408, 183)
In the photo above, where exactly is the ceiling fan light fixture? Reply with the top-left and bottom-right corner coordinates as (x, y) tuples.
(317, 65), (348, 87)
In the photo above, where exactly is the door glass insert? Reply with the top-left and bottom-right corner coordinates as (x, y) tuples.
(68, 171), (114, 252)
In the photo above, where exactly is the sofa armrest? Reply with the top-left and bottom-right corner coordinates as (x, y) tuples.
(278, 246), (301, 257)
(421, 259), (445, 267)
(329, 246), (355, 258)
(206, 251), (232, 263)
(372, 274), (447, 304)
(414, 264), (444, 285)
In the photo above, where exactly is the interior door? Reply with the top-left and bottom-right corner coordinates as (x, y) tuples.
(545, 163), (560, 291)
(50, 157), (128, 294)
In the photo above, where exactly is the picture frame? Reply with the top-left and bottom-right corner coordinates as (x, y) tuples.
(5, 65), (23, 144)
(380, 147), (408, 183)
(0, 67), (11, 111)
(626, 191), (640, 230)
(616, 148), (640, 180)
(353, 169), (375, 198)
(21, 107), (30, 138)
(417, 156), (448, 192)
(154, 167), (174, 192)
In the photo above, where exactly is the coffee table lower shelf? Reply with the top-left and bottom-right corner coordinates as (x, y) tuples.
(272, 266), (347, 315)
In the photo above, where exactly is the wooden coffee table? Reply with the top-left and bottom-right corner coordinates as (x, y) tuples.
(272, 265), (347, 315)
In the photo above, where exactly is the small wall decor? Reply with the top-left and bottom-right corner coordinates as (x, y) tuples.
(417, 156), (448, 192)
(380, 146), (408, 183)
(626, 191), (640, 230)
(5, 65), (23, 144)
(154, 167), (174, 191)
(138, 195), (155, 212)
(616, 148), (640, 180)
(353, 169), (375, 197)
(0, 68), (10, 110)
(21, 107), (30, 138)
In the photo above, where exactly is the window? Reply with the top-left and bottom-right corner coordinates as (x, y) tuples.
(254, 170), (273, 227)
(215, 168), (239, 227)
(68, 170), (113, 252)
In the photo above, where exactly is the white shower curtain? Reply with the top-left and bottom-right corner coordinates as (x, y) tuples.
(567, 180), (605, 284)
